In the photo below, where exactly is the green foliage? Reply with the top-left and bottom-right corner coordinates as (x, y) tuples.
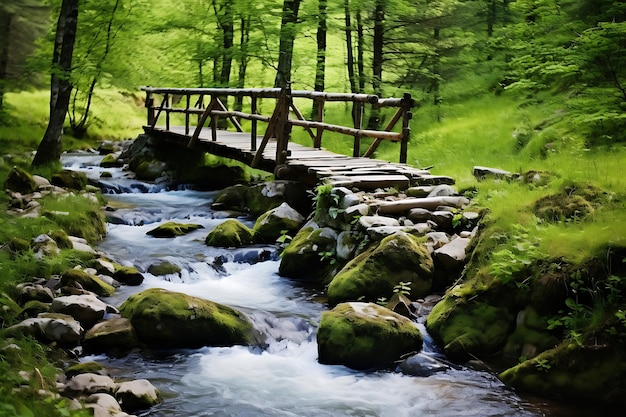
(488, 224), (544, 287)
(393, 281), (412, 297)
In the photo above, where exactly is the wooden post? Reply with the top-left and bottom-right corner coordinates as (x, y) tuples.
(185, 94), (190, 135)
(165, 93), (170, 131)
(275, 85), (292, 165)
(400, 92), (412, 164)
(251, 96), (257, 151)
(353, 101), (363, 157)
(145, 90), (155, 126)
(314, 99), (324, 148)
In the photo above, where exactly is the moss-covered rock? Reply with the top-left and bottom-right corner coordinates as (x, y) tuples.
(8, 237), (30, 254)
(533, 182), (608, 223)
(83, 317), (140, 353)
(205, 219), (255, 247)
(135, 159), (169, 181)
(501, 305), (560, 362)
(146, 221), (204, 238)
(499, 343), (626, 404)
(327, 232), (434, 306)
(147, 261), (182, 276)
(21, 300), (51, 317)
(51, 170), (88, 191)
(118, 288), (257, 349)
(278, 226), (338, 282)
(99, 153), (123, 168)
(425, 296), (514, 363)
(317, 302), (423, 370)
(49, 230), (73, 249)
(61, 269), (116, 297)
(112, 265), (144, 286)
(252, 203), (305, 243)
(4, 166), (36, 194)
(65, 361), (108, 379)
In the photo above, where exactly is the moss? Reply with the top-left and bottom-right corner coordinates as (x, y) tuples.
(112, 265), (144, 286)
(49, 230), (73, 250)
(0, 292), (23, 325)
(205, 219), (255, 247)
(147, 261), (181, 276)
(426, 298), (514, 363)
(51, 170), (88, 191)
(21, 300), (51, 317)
(4, 166), (36, 194)
(533, 181), (608, 223)
(60, 268), (115, 297)
(118, 288), (256, 348)
(278, 226), (338, 282)
(65, 361), (107, 378)
(317, 302), (423, 370)
(146, 221), (204, 238)
(8, 237), (30, 254)
(99, 153), (122, 168)
(499, 342), (626, 403)
(327, 232), (434, 305)
(252, 204), (304, 243)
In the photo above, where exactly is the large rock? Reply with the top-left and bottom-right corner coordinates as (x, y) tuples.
(278, 226), (338, 282)
(317, 302), (423, 370)
(51, 170), (88, 191)
(118, 288), (257, 349)
(112, 265), (144, 286)
(61, 269), (116, 297)
(64, 373), (117, 396)
(83, 318), (140, 353)
(213, 181), (310, 217)
(51, 294), (108, 328)
(146, 221), (204, 238)
(205, 219), (255, 247)
(425, 296), (514, 363)
(6, 313), (83, 346)
(4, 166), (36, 194)
(326, 232), (434, 306)
(115, 379), (162, 412)
(252, 202), (305, 243)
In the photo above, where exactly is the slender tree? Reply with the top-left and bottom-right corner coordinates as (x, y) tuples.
(32, 0), (79, 167)
(311, 0), (327, 119)
(274, 0), (302, 88)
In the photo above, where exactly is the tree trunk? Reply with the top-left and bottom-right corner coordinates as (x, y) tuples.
(274, 0), (302, 89)
(344, 0), (357, 94)
(32, 0), (78, 167)
(0, 11), (12, 111)
(356, 9), (365, 93)
(368, 0), (384, 129)
(311, 0), (327, 119)
(235, 16), (250, 112)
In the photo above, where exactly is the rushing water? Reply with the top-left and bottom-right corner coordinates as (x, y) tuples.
(62, 152), (581, 417)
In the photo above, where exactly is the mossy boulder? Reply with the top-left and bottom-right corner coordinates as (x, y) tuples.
(327, 232), (434, 306)
(4, 166), (36, 194)
(8, 237), (30, 254)
(49, 230), (73, 249)
(533, 182), (607, 223)
(99, 153), (123, 168)
(51, 170), (88, 191)
(21, 300), (51, 317)
(317, 302), (423, 370)
(112, 265), (144, 286)
(147, 261), (181, 276)
(146, 221), (204, 238)
(213, 181), (310, 217)
(205, 219), (255, 247)
(118, 288), (257, 349)
(499, 343), (626, 404)
(501, 305), (560, 362)
(83, 317), (140, 353)
(65, 361), (108, 379)
(252, 203), (305, 243)
(61, 269), (116, 297)
(135, 159), (169, 181)
(278, 226), (338, 282)
(425, 296), (514, 363)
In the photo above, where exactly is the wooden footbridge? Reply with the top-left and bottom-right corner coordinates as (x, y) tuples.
(142, 86), (454, 190)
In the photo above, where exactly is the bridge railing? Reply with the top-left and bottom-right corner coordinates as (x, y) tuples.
(141, 86), (414, 166)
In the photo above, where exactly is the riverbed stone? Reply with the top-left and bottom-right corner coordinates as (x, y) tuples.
(146, 221), (204, 238)
(61, 268), (116, 297)
(17, 283), (54, 304)
(397, 352), (452, 376)
(205, 219), (255, 247)
(4, 166), (36, 194)
(32, 234), (60, 258)
(118, 288), (257, 349)
(83, 318), (140, 353)
(426, 296), (514, 363)
(113, 265), (144, 286)
(6, 313), (83, 346)
(51, 294), (108, 328)
(433, 237), (471, 273)
(51, 169), (88, 191)
(317, 302), (423, 370)
(253, 202), (305, 243)
(147, 261), (182, 276)
(115, 379), (162, 412)
(278, 226), (338, 282)
(326, 232), (434, 306)
(64, 373), (117, 396)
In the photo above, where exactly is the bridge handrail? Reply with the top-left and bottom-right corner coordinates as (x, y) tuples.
(140, 86), (413, 165)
